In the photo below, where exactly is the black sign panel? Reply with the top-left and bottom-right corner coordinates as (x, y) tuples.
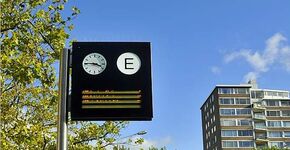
(71, 42), (153, 121)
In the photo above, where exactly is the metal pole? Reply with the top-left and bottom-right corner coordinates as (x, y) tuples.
(57, 48), (69, 150)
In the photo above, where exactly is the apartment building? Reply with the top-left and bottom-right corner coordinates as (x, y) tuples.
(201, 81), (290, 150)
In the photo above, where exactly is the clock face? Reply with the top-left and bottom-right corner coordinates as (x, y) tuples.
(82, 53), (107, 75)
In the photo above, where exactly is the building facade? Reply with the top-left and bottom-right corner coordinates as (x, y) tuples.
(201, 82), (290, 150)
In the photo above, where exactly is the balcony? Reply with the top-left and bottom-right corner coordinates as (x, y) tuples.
(253, 114), (266, 120)
(255, 136), (269, 143)
(252, 103), (266, 112)
(254, 125), (267, 132)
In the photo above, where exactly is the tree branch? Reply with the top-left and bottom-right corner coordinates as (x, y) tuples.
(73, 122), (122, 145)
(27, 20), (56, 52)
(42, 135), (47, 150)
(0, 22), (21, 32)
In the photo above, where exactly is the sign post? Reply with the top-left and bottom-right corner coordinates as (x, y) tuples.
(57, 48), (69, 150)
(71, 42), (153, 121)
(56, 42), (153, 149)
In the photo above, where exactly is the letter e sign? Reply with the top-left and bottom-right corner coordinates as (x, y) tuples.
(117, 52), (141, 75)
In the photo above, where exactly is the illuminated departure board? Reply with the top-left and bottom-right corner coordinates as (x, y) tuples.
(71, 42), (153, 121)
(81, 90), (142, 109)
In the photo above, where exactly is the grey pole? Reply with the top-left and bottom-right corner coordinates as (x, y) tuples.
(57, 48), (69, 150)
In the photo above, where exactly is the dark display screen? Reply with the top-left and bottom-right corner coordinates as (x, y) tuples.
(71, 42), (153, 121)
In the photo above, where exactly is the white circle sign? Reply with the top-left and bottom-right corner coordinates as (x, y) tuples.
(117, 52), (141, 75)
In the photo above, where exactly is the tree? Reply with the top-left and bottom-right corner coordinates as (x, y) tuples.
(256, 147), (290, 150)
(1, 0), (144, 149)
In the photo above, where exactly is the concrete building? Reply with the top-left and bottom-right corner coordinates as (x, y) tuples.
(201, 81), (290, 150)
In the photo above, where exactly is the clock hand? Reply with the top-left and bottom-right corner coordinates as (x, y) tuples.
(84, 62), (102, 67)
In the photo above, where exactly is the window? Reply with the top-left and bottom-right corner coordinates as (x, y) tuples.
(222, 141), (238, 148)
(220, 98), (234, 104)
(221, 130), (237, 137)
(268, 131), (283, 137)
(283, 121), (290, 127)
(255, 122), (266, 128)
(238, 130), (253, 136)
(268, 121), (282, 127)
(282, 110), (290, 116)
(220, 109), (235, 116)
(219, 88), (233, 94)
(281, 100), (290, 106)
(265, 100), (279, 106)
(266, 91), (278, 96)
(235, 98), (250, 104)
(267, 111), (280, 116)
(239, 141), (254, 147)
(285, 142), (290, 148)
(221, 120), (236, 126)
(251, 91), (264, 99)
(218, 88), (249, 94)
(235, 88), (249, 94)
(236, 109), (251, 115)
(277, 92), (288, 97)
(285, 131), (290, 137)
(269, 142), (283, 148)
(238, 120), (251, 126)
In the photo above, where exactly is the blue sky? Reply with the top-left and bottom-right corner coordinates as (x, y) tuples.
(64, 0), (290, 149)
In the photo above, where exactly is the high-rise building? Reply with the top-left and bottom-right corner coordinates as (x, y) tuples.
(201, 81), (290, 150)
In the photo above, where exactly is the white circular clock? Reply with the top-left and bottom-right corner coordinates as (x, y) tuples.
(82, 53), (107, 75)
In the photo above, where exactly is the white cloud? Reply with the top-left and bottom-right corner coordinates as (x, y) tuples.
(140, 136), (172, 149)
(244, 72), (259, 82)
(225, 49), (268, 72)
(105, 136), (172, 150)
(281, 46), (290, 71)
(118, 136), (172, 150)
(224, 33), (290, 81)
(211, 66), (221, 75)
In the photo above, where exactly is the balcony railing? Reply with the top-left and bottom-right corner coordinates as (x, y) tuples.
(254, 125), (267, 132)
(253, 103), (266, 112)
(256, 135), (267, 139)
(255, 126), (267, 129)
(255, 136), (269, 143)
(253, 114), (266, 120)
